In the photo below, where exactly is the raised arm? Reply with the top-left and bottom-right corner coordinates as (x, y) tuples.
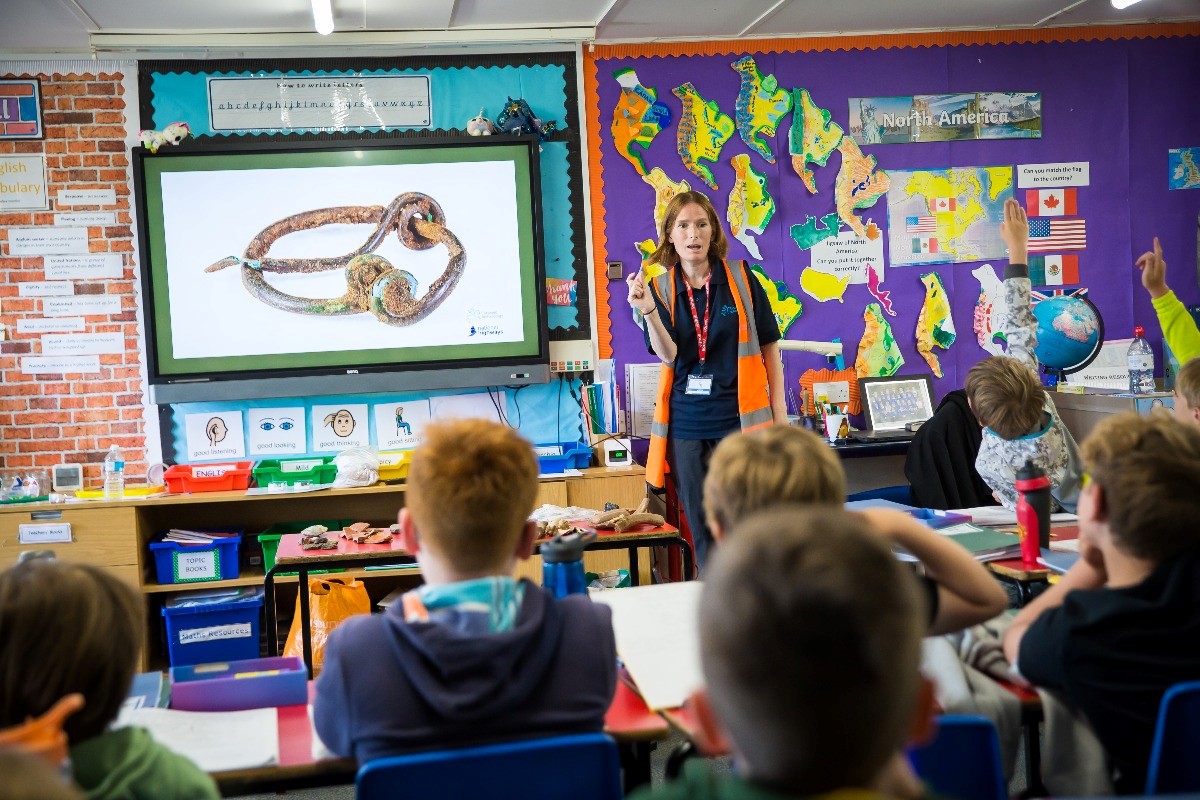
(998, 198), (1038, 371)
(628, 271), (677, 364)
(1138, 237), (1200, 362)
(858, 508), (1009, 635)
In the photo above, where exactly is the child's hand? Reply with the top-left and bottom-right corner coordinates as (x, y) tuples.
(1000, 197), (1029, 264)
(1135, 237), (1170, 300)
(626, 271), (656, 314)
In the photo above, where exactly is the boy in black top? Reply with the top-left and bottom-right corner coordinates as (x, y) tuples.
(1003, 412), (1200, 793)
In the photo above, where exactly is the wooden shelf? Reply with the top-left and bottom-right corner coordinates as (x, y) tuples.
(141, 563), (424, 593)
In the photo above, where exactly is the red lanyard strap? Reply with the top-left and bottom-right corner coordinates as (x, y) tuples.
(684, 275), (712, 364)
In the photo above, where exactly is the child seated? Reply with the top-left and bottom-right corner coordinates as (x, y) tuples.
(1003, 412), (1200, 793)
(1136, 236), (1200, 362)
(632, 506), (935, 799)
(965, 198), (1083, 511)
(703, 424), (1007, 634)
(1174, 357), (1200, 424)
(313, 419), (616, 763)
(0, 560), (219, 800)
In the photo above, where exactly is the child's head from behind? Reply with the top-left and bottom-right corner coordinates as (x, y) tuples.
(1173, 357), (1200, 425)
(965, 356), (1045, 439)
(703, 426), (845, 538)
(700, 506), (925, 792)
(0, 560), (141, 744)
(405, 419), (538, 575)
(1081, 412), (1200, 563)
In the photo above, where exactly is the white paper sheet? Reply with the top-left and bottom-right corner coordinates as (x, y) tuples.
(590, 581), (704, 711)
(625, 362), (661, 439)
(949, 506), (1078, 527)
(428, 391), (505, 423)
(116, 707), (279, 773)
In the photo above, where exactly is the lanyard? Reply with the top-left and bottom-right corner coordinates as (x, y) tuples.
(683, 274), (712, 365)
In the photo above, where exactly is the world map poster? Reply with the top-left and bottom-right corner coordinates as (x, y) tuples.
(886, 166), (1014, 267)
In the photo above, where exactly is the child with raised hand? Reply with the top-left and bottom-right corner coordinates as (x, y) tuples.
(703, 425), (1008, 635)
(965, 197), (1083, 511)
(632, 506), (937, 800)
(313, 419), (616, 764)
(1136, 236), (1200, 362)
(0, 560), (219, 800)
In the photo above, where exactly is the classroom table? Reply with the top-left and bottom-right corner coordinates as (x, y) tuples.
(210, 678), (670, 796)
(538, 522), (695, 586)
(987, 524), (1079, 605)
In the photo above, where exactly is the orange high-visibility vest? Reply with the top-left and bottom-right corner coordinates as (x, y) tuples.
(645, 259), (774, 489)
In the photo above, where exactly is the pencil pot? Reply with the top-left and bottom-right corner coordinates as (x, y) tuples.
(541, 530), (596, 599)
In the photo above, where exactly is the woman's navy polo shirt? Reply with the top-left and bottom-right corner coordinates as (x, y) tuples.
(643, 262), (780, 440)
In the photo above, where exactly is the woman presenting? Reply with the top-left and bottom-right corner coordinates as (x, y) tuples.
(627, 191), (786, 567)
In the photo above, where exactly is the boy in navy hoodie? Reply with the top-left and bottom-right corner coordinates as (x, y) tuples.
(313, 419), (617, 763)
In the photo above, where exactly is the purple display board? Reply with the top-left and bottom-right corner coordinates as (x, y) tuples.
(593, 33), (1200, 416)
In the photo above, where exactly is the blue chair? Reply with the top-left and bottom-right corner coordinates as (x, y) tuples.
(847, 485), (914, 505)
(356, 732), (623, 800)
(909, 714), (1006, 800)
(1146, 680), (1200, 794)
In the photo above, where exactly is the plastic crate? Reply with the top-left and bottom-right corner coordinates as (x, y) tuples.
(377, 450), (413, 482)
(252, 457), (338, 487)
(163, 462), (253, 494)
(258, 520), (351, 575)
(170, 656), (307, 711)
(534, 441), (593, 474)
(161, 587), (263, 667)
(149, 528), (243, 584)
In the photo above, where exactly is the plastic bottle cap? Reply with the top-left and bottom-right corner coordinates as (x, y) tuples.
(1133, 326), (1145, 338)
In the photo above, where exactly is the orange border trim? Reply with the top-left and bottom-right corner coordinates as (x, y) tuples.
(591, 22), (1200, 60)
(584, 50), (615, 359)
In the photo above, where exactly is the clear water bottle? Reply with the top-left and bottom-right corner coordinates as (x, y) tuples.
(1127, 326), (1155, 394)
(103, 444), (125, 500)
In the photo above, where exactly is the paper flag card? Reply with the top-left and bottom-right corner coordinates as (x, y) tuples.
(731, 56), (791, 164)
(915, 272), (956, 378)
(611, 68), (672, 176)
(1029, 254), (1080, 286)
(856, 303), (905, 378)
(185, 412), (246, 462)
(673, 82), (734, 190)
(1028, 218), (1086, 252)
(790, 88), (844, 194)
(373, 399), (430, 451)
(1025, 188), (1077, 216)
(727, 154), (775, 259)
(247, 407), (306, 457)
(310, 403), (369, 452)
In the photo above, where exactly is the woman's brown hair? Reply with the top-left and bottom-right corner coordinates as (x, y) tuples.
(0, 560), (142, 743)
(647, 190), (729, 268)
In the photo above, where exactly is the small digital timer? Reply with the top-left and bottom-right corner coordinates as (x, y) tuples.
(602, 438), (633, 467)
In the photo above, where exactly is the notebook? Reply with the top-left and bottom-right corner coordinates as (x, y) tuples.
(852, 374), (935, 443)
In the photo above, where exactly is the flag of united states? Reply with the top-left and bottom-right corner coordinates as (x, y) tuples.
(906, 216), (935, 234)
(1028, 218), (1086, 252)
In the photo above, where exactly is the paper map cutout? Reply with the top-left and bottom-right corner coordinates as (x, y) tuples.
(856, 303), (905, 377)
(731, 56), (792, 164)
(790, 211), (842, 250)
(612, 68), (672, 176)
(673, 82), (735, 189)
(971, 263), (1008, 355)
(866, 263), (895, 316)
(887, 166), (1014, 266)
(749, 263), (802, 335)
(915, 271), (956, 378)
(834, 137), (890, 239)
(800, 267), (851, 303)
(799, 367), (862, 416)
(635, 167), (693, 280)
(790, 88), (845, 194)
(728, 154), (775, 259)
(636, 239), (666, 280)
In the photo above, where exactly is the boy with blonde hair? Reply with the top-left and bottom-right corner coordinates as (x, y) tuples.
(314, 419), (616, 763)
(1172, 357), (1200, 424)
(1004, 413), (1200, 793)
(634, 506), (936, 800)
(703, 425), (1007, 635)
(965, 198), (1083, 511)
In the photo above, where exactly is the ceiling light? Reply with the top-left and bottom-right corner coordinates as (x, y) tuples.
(311, 0), (334, 35)
(1111, 0), (1145, 8)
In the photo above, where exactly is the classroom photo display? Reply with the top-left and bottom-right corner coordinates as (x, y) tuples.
(863, 378), (934, 429)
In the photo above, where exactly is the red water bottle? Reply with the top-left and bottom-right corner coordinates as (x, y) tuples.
(1015, 459), (1051, 565)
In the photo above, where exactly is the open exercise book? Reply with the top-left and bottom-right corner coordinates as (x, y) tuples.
(591, 581), (704, 711)
(115, 706), (279, 772)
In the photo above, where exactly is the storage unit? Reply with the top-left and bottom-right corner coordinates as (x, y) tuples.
(163, 462), (254, 494)
(1052, 389), (1175, 442)
(534, 441), (593, 474)
(257, 520), (351, 574)
(170, 656), (306, 711)
(377, 450), (414, 482)
(149, 530), (243, 584)
(252, 457), (338, 488)
(161, 587), (264, 667)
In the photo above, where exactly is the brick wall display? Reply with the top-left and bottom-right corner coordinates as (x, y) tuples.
(0, 71), (147, 485)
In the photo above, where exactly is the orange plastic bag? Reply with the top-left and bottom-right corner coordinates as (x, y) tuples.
(283, 576), (371, 674)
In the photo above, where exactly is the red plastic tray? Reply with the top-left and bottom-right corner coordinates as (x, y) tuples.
(163, 462), (253, 493)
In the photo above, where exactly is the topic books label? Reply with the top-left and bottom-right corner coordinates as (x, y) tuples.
(177, 622), (253, 645)
(174, 550), (219, 582)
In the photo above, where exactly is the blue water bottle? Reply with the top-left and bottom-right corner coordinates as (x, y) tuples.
(541, 530), (596, 599)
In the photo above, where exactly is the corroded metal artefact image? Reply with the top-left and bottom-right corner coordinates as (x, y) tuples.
(205, 192), (465, 326)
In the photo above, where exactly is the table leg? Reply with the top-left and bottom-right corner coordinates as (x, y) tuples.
(665, 739), (697, 780)
(265, 567), (279, 656)
(619, 741), (652, 794)
(627, 546), (640, 587)
(680, 538), (695, 581)
(1024, 719), (1047, 797)
(298, 569), (314, 679)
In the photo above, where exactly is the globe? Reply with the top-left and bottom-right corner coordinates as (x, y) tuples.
(1033, 294), (1105, 375)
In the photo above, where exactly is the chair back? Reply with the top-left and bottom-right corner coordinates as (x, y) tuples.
(356, 732), (622, 800)
(909, 714), (1006, 800)
(1146, 680), (1200, 794)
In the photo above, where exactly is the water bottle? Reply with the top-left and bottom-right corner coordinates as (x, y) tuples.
(1014, 459), (1051, 565)
(103, 444), (125, 500)
(541, 530), (596, 599)
(1128, 326), (1155, 393)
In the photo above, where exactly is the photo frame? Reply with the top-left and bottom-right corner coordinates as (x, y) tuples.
(859, 374), (935, 431)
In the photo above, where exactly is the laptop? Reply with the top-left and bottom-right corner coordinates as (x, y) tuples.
(850, 374), (935, 443)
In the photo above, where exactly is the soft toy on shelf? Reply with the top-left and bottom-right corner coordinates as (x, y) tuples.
(138, 121), (192, 153)
(466, 109), (498, 136)
(496, 97), (558, 141)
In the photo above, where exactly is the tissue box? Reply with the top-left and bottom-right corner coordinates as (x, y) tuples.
(170, 656), (307, 711)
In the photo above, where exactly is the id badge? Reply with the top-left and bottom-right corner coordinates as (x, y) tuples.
(685, 374), (713, 396)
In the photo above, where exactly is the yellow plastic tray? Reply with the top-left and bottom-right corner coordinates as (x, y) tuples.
(75, 486), (166, 499)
